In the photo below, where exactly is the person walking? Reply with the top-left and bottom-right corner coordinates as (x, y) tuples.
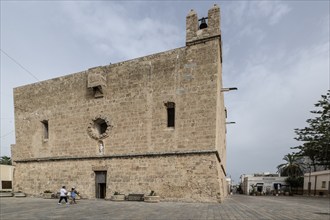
(58, 186), (69, 205)
(70, 187), (78, 204)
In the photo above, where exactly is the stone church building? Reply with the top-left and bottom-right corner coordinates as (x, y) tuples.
(12, 5), (229, 202)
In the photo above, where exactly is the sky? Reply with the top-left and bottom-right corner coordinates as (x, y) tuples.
(1, 1), (329, 183)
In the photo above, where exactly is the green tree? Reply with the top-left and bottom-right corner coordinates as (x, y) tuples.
(292, 91), (330, 170)
(0, 156), (12, 165)
(285, 176), (304, 194)
(277, 153), (303, 177)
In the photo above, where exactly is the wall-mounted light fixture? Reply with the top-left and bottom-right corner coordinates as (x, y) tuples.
(221, 87), (237, 92)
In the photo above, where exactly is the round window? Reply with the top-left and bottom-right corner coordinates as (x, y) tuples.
(87, 116), (111, 140)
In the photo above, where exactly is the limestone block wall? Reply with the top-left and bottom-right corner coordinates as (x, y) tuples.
(186, 5), (221, 45)
(12, 5), (228, 202)
(13, 39), (222, 161)
(13, 154), (225, 202)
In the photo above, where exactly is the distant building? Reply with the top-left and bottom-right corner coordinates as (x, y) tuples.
(226, 177), (232, 195)
(241, 173), (287, 195)
(11, 5), (230, 202)
(303, 170), (330, 196)
(0, 165), (14, 191)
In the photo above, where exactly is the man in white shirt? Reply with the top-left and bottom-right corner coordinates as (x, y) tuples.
(58, 186), (69, 205)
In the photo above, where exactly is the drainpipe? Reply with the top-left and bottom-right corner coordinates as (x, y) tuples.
(314, 175), (317, 196)
(308, 166), (311, 196)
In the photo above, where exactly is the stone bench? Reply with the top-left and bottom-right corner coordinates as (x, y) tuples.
(144, 195), (160, 203)
(127, 194), (144, 201)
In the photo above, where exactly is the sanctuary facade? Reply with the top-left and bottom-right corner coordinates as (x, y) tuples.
(12, 5), (229, 202)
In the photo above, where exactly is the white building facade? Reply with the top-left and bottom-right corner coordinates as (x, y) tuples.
(303, 170), (330, 196)
(0, 165), (14, 191)
(241, 173), (287, 195)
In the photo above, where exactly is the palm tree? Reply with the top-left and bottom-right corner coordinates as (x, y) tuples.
(0, 156), (12, 165)
(277, 153), (303, 177)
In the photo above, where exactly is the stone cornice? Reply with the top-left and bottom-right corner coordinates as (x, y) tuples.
(14, 149), (226, 176)
(186, 34), (221, 46)
(14, 150), (220, 162)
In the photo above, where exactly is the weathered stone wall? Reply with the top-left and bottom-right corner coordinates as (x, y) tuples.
(14, 154), (225, 202)
(12, 5), (228, 202)
(13, 42), (219, 159)
(186, 5), (220, 45)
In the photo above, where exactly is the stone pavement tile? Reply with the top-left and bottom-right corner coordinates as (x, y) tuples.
(1, 195), (329, 220)
(227, 195), (330, 220)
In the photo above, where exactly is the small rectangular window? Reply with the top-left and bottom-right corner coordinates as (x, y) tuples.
(1, 181), (12, 189)
(321, 181), (326, 188)
(41, 120), (49, 140)
(167, 107), (175, 127)
(165, 102), (175, 128)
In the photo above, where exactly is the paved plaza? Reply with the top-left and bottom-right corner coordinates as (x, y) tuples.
(0, 195), (329, 220)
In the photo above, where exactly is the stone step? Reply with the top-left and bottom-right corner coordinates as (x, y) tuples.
(0, 192), (13, 197)
(14, 192), (26, 197)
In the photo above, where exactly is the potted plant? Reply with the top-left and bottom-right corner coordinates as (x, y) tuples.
(250, 184), (257, 196)
(144, 191), (160, 203)
(110, 192), (125, 201)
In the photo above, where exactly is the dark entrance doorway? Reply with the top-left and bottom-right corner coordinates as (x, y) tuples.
(95, 171), (107, 199)
(256, 183), (263, 193)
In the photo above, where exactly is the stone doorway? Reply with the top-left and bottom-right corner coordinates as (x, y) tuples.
(95, 171), (107, 199)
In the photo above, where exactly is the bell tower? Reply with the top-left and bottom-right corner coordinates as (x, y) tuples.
(186, 4), (221, 46)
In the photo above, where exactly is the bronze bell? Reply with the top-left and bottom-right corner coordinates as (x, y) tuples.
(199, 17), (208, 29)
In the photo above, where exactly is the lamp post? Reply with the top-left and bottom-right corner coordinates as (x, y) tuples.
(308, 164), (311, 196)
(221, 87), (238, 92)
(222, 87), (237, 125)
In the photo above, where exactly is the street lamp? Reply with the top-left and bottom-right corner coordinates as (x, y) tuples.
(221, 87), (238, 92)
(308, 164), (311, 196)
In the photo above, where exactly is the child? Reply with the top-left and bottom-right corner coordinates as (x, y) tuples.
(70, 187), (78, 204)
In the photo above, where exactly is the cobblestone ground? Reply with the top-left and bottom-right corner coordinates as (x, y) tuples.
(0, 195), (329, 220)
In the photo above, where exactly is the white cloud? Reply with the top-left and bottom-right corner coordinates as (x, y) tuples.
(226, 40), (329, 177)
(59, 2), (181, 62)
(247, 1), (291, 25)
(224, 1), (247, 26)
(238, 24), (265, 43)
(268, 2), (291, 25)
(225, 1), (290, 27)
(222, 1), (291, 64)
